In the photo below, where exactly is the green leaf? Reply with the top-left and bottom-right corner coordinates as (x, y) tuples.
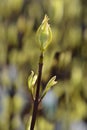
(28, 71), (37, 99)
(40, 76), (57, 101)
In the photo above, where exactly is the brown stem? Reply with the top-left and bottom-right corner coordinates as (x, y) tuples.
(30, 52), (43, 130)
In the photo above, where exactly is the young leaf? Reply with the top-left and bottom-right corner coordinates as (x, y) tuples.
(40, 76), (57, 102)
(28, 71), (37, 99)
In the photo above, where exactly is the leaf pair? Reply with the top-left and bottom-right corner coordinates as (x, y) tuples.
(28, 71), (57, 102)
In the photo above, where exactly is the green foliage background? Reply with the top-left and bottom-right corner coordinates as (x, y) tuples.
(0, 0), (87, 130)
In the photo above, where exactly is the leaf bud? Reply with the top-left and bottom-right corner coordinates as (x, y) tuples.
(36, 15), (52, 51)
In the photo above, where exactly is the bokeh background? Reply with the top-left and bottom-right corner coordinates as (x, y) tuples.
(0, 0), (87, 130)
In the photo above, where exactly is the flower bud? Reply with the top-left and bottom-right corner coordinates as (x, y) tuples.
(36, 15), (52, 51)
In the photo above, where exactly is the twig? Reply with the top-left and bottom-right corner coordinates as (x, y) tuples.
(30, 52), (43, 130)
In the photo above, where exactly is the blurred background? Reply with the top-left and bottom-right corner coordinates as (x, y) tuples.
(0, 0), (87, 130)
